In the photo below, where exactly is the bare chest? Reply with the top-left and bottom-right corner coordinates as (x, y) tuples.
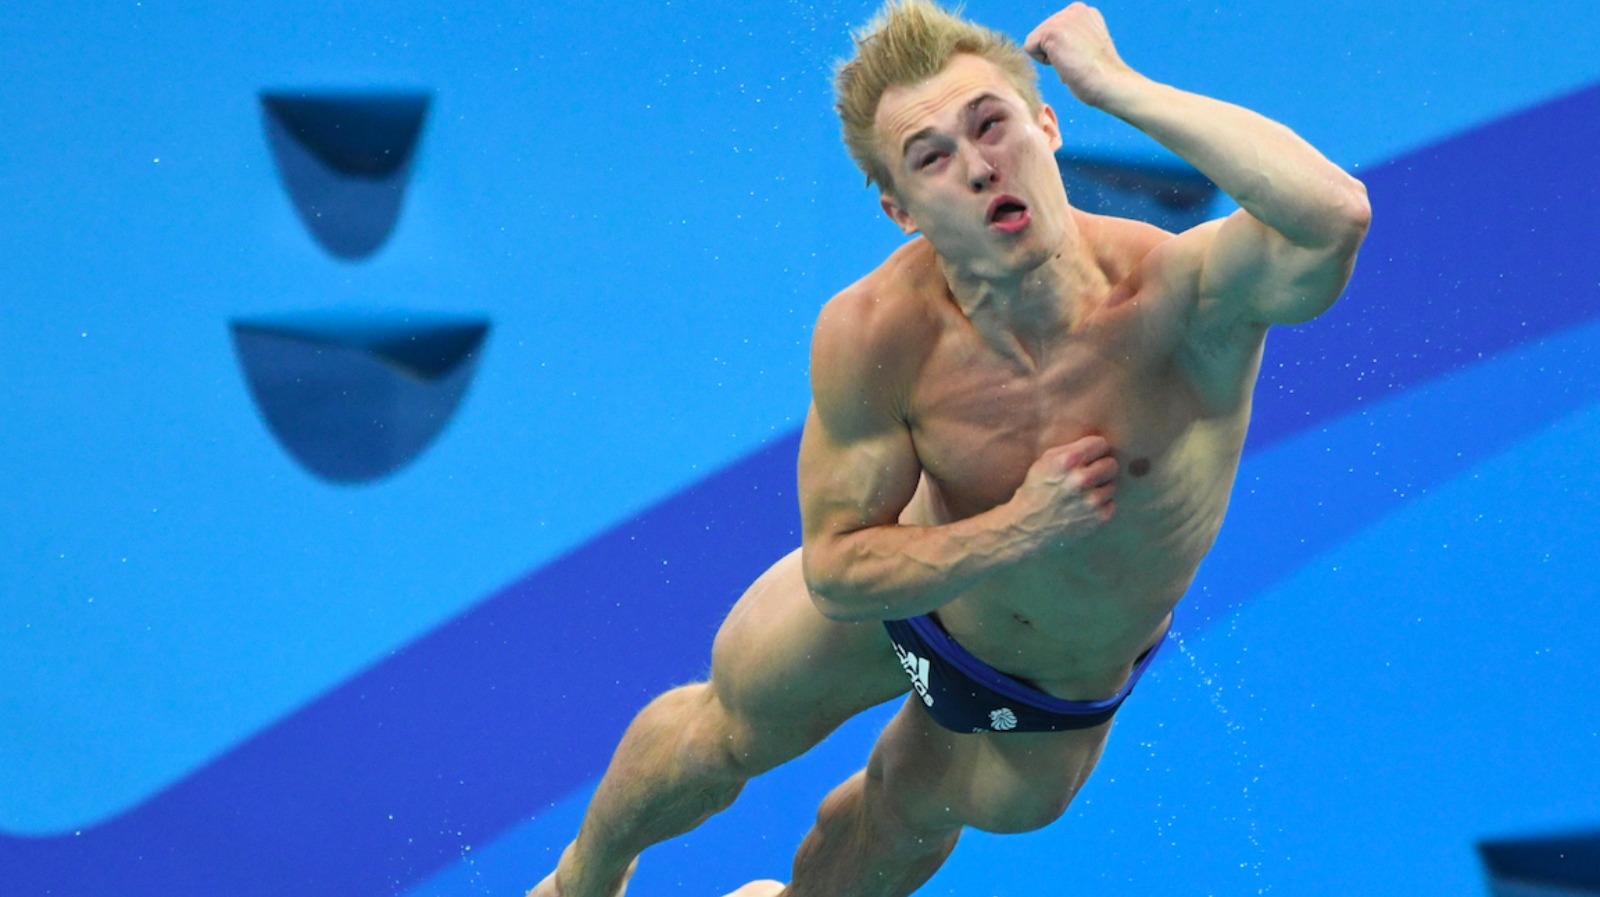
(903, 313), (1251, 692)
(908, 318), (1200, 518)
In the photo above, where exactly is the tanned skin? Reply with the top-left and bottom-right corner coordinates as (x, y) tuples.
(530, 5), (1368, 897)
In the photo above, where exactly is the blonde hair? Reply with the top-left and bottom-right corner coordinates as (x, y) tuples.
(833, 0), (1043, 193)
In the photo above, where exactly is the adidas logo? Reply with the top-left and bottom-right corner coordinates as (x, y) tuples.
(892, 642), (935, 707)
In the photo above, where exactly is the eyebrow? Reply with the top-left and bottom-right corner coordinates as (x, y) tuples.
(899, 92), (1006, 159)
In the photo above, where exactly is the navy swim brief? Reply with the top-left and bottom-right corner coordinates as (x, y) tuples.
(883, 612), (1169, 734)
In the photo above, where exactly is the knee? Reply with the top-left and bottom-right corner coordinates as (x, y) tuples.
(673, 682), (801, 782)
(962, 782), (1076, 835)
(872, 762), (1070, 838)
(708, 686), (837, 780)
(863, 747), (964, 844)
(665, 684), (745, 772)
(822, 766), (960, 856)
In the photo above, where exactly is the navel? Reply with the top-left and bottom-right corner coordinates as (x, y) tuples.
(1129, 457), (1152, 478)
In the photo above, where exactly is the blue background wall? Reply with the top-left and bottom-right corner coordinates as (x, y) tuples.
(3, 1), (1597, 894)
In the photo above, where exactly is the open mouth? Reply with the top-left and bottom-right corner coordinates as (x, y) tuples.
(987, 196), (1030, 231)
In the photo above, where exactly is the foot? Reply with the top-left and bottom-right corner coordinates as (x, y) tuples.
(525, 870), (562, 897)
(722, 881), (786, 897)
(526, 853), (637, 897)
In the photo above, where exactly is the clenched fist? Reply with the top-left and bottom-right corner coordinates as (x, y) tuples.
(1023, 3), (1133, 107)
(1007, 434), (1119, 551)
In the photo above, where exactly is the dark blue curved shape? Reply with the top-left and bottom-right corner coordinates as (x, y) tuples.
(1056, 152), (1219, 233)
(230, 312), (490, 485)
(261, 93), (428, 178)
(4, 82), (1597, 897)
(261, 92), (431, 260)
(1480, 829), (1600, 893)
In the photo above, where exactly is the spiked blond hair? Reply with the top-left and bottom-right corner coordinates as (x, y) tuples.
(833, 0), (1043, 193)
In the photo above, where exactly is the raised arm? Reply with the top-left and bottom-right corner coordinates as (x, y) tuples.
(798, 288), (1118, 623)
(1025, 4), (1371, 327)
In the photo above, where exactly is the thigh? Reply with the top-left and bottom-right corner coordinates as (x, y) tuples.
(965, 722), (1113, 831)
(710, 548), (909, 762)
(873, 700), (1115, 835)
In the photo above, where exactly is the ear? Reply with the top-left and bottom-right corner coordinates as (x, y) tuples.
(1036, 103), (1063, 152)
(880, 192), (920, 235)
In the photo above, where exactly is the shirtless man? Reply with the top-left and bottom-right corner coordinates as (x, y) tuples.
(530, 2), (1369, 895)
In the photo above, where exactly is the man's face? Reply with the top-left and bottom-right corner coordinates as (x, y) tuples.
(873, 54), (1068, 280)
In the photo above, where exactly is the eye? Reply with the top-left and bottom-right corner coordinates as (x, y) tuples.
(978, 116), (1004, 137)
(917, 149), (948, 169)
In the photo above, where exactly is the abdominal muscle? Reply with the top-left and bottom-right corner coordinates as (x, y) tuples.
(936, 555), (1189, 702)
(901, 434), (1237, 702)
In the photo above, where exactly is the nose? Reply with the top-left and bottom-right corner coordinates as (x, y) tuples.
(965, 148), (998, 192)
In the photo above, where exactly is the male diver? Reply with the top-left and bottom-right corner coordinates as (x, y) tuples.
(530, 2), (1368, 895)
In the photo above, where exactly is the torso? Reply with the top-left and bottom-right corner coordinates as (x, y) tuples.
(870, 214), (1267, 700)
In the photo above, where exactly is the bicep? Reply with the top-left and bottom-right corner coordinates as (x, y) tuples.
(796, 285), (928, 594)
(797, 400), (922, 550)
(1189, 207), (1363, 327)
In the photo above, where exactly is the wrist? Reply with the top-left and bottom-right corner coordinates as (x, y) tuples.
(981, 498), (1044, 562)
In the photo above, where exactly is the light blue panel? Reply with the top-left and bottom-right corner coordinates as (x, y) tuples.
(0, 0), (886, 834)
(4, 0), (1598, 837)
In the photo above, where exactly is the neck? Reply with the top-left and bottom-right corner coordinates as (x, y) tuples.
(937, 211), (1106, 366)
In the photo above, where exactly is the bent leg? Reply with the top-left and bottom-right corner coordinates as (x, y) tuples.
(530, 549), (907, 897)
(779, 702), (963, 897)
(777, 699), (1115, 897)
(536, 683), (741, 897)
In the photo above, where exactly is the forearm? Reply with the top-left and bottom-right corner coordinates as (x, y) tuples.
(1090, 71), (1368, 246)
(804, 507), (1030, 623)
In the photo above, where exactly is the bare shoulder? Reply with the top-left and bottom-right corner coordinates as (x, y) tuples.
(1087, 211), (1172, 271)
(1088, 211), (1266, 404)
(811, 238), (944, 414)
(1121, 212), (1266, 343)
(1091, 211), (1259, 338)
(1079, 212), (1172, 295)
(1078, 211), (1189, 327)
